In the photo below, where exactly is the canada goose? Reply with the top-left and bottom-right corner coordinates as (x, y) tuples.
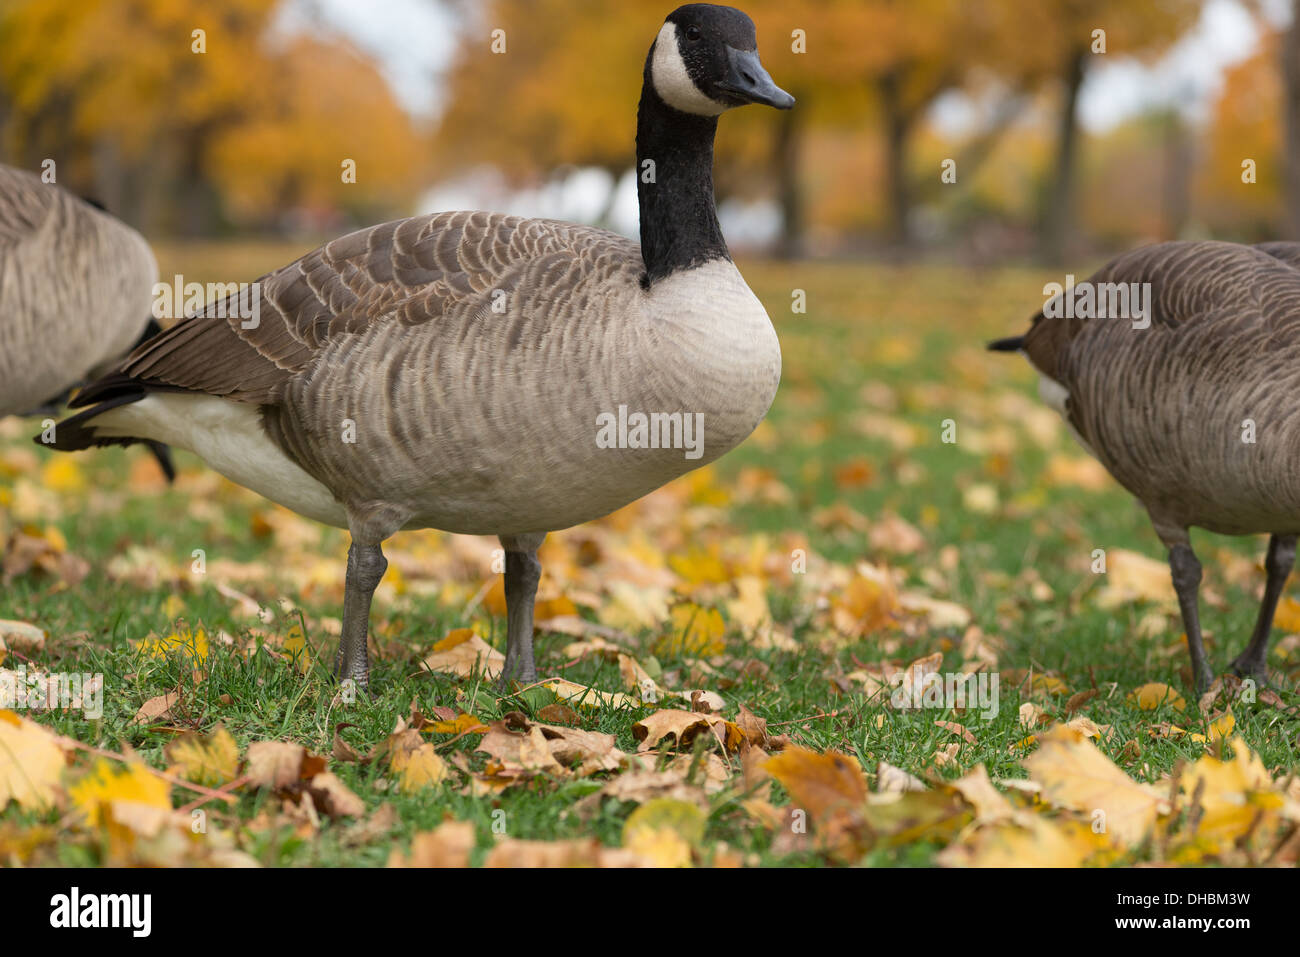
(990, 240), (1300, 692)
(0, 164), (166, 450)
(44, 4), (792, 691)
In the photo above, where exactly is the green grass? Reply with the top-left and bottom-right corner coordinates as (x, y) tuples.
(1, 250), (1296, 866)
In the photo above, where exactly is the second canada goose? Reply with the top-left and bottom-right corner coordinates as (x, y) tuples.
(0, 164), (162, 416)
(43, 4), (793, 691)
(990, 240), (1300, 692)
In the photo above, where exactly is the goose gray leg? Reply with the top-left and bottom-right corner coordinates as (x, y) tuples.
(335, 540), (388, 693)
(1230, 533), (1296, 687)
(1168, 542), (1214, 694)
(498, 532), (546, 688)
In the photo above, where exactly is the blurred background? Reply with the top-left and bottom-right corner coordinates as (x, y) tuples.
(2, 0), (1298, 266)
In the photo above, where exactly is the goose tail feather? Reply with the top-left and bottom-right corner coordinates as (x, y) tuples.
(986, 335), (1026, 352)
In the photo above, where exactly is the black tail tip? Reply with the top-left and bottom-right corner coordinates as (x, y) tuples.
(987, 335), (1026, 353)
(146, 441), (176, 483)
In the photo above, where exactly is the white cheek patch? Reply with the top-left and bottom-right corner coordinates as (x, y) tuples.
(651, 22), (728, 116)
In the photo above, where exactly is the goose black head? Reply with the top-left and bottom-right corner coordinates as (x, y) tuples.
(649, 4), (794, 116)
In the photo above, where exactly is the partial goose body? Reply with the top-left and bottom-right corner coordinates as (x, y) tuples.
(48, 3), (794, 689)
(0, 163), (157, 415)
(82, 216), (780, 535)
(993, 240), (1300, 690)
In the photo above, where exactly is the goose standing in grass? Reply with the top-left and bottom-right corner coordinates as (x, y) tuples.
(44, 4), (792, 691)
(0, 164), (164, 431)
(990, 240), (1300, 692)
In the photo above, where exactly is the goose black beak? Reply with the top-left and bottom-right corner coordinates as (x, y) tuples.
(717, 46), (795, 109)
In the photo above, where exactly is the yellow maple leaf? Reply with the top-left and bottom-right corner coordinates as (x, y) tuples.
(1022, 725), (1165, 847)
(282, 622), (313, 674)
(622, 798), (705, 868)
(0, 710), (66, 810)
(69, 759), (171, 827)
(390, 741), (449, 792)
(426, 713), (488, 735)
(138, 626), (209, 663)
(1129, 682), (1185, 712)
(164, 725), (239, 787)
(657, 603), (726, 658)
(1179, 737), (1280, 848)
(1273, 596), (1300, 633)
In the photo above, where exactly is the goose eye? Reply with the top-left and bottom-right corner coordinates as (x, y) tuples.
(685, 25), (701, 41)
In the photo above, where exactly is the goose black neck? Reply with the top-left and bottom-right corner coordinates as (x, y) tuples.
(635, 75), (729, 287)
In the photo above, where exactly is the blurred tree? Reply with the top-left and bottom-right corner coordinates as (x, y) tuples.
(1199, 29), (1282, 239)
(0, 0), (424, 234)
(1285, 0), (1300, 237)
(1003, 0), (1203, 263)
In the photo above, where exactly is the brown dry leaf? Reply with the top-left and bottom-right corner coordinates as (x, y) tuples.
(389, 820), (476, 867)
(736, 703), (768, 748)
(385, 729), (450, 792)
(535, 723), (624, 775)
(304, 771), (366, 818)
(0, 620), (45, 655)
(574, 769), (710, 817)
(868, 513), (924, 554)
(2, 529), (89, 585)
(935, 720), (978, 746)
(899, 593), (971, 630)
(947, 764), (1016, 824)
(483, 837), (648, 867)
(477, 722), (565, 779)
(542, 678), (637, 711)
(939, 815), (1105, 867)
(876, 761), (926, 793)
(332, 723), (368, 763)
(1093, 549), (1175, 610)
(1018, 702), (1048, 728)
(830, 564), (901, 638)
(1065, 688), (1101, 715)
(536, 703), (580, 726)
(1042, 453), (1111, 492)
(244, 741), (324, 790)
(0, 710), (66, 810)
(632, 708), (742, 753)
(131, 688), (181, 725)
(1022, 725), (1165, 847)
(421, 629), (503, 680)
(727, 576), (771, 632)
(632, 709), (709, 751)
(763, 745), (868, 841)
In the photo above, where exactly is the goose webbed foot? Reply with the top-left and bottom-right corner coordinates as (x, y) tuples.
(1229, 533), (1296, 690)
(334, 540), (387, 700)
(1169, 542), (1214, 695)
(496, 533), (545, 691)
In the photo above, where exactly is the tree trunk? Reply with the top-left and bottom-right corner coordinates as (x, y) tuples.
(1040, 46), (1087, 265)
(1161, 110), (1190, 241)
(878, 70), (913, 250)
(773, 95), (803, 260)
(1285, 0), (1300, 238)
